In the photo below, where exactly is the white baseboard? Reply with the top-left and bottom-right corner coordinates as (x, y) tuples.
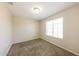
(13, 38), (40, 44)
(42, 38), (79, 56)
(5, 43), (13, 56)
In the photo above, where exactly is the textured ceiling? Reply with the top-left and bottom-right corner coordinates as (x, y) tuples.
(8, 2), (77, 20)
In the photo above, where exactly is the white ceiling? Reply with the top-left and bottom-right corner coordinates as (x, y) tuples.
(9, 2), (77, 20)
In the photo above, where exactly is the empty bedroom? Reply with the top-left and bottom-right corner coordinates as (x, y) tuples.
(0, 2), (79, 56)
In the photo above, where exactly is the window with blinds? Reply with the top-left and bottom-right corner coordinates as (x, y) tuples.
(46, 17), (63, 39)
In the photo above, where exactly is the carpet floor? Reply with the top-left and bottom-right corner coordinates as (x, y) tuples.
(7, 39), (76, 56)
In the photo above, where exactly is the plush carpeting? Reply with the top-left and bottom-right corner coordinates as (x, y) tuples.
(7, 39), (76, 56)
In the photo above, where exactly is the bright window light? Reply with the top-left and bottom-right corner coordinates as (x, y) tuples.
(46, 20), (53, 36)
(46, 17), (63, 39)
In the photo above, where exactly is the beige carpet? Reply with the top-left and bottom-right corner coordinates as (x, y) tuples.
(7, 39), (76, 56)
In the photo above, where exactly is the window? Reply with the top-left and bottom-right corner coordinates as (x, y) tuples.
(46, 17), (63, 39)
(46, 20), (53, 36)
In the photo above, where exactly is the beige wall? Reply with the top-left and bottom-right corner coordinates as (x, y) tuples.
(0, 3), (12, 55)
(40, 4), (79, 55)
(13, 16), (39, 43)
(0, 2), (79, 56)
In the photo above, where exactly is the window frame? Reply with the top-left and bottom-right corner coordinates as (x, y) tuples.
(46, 17), (63, 39)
